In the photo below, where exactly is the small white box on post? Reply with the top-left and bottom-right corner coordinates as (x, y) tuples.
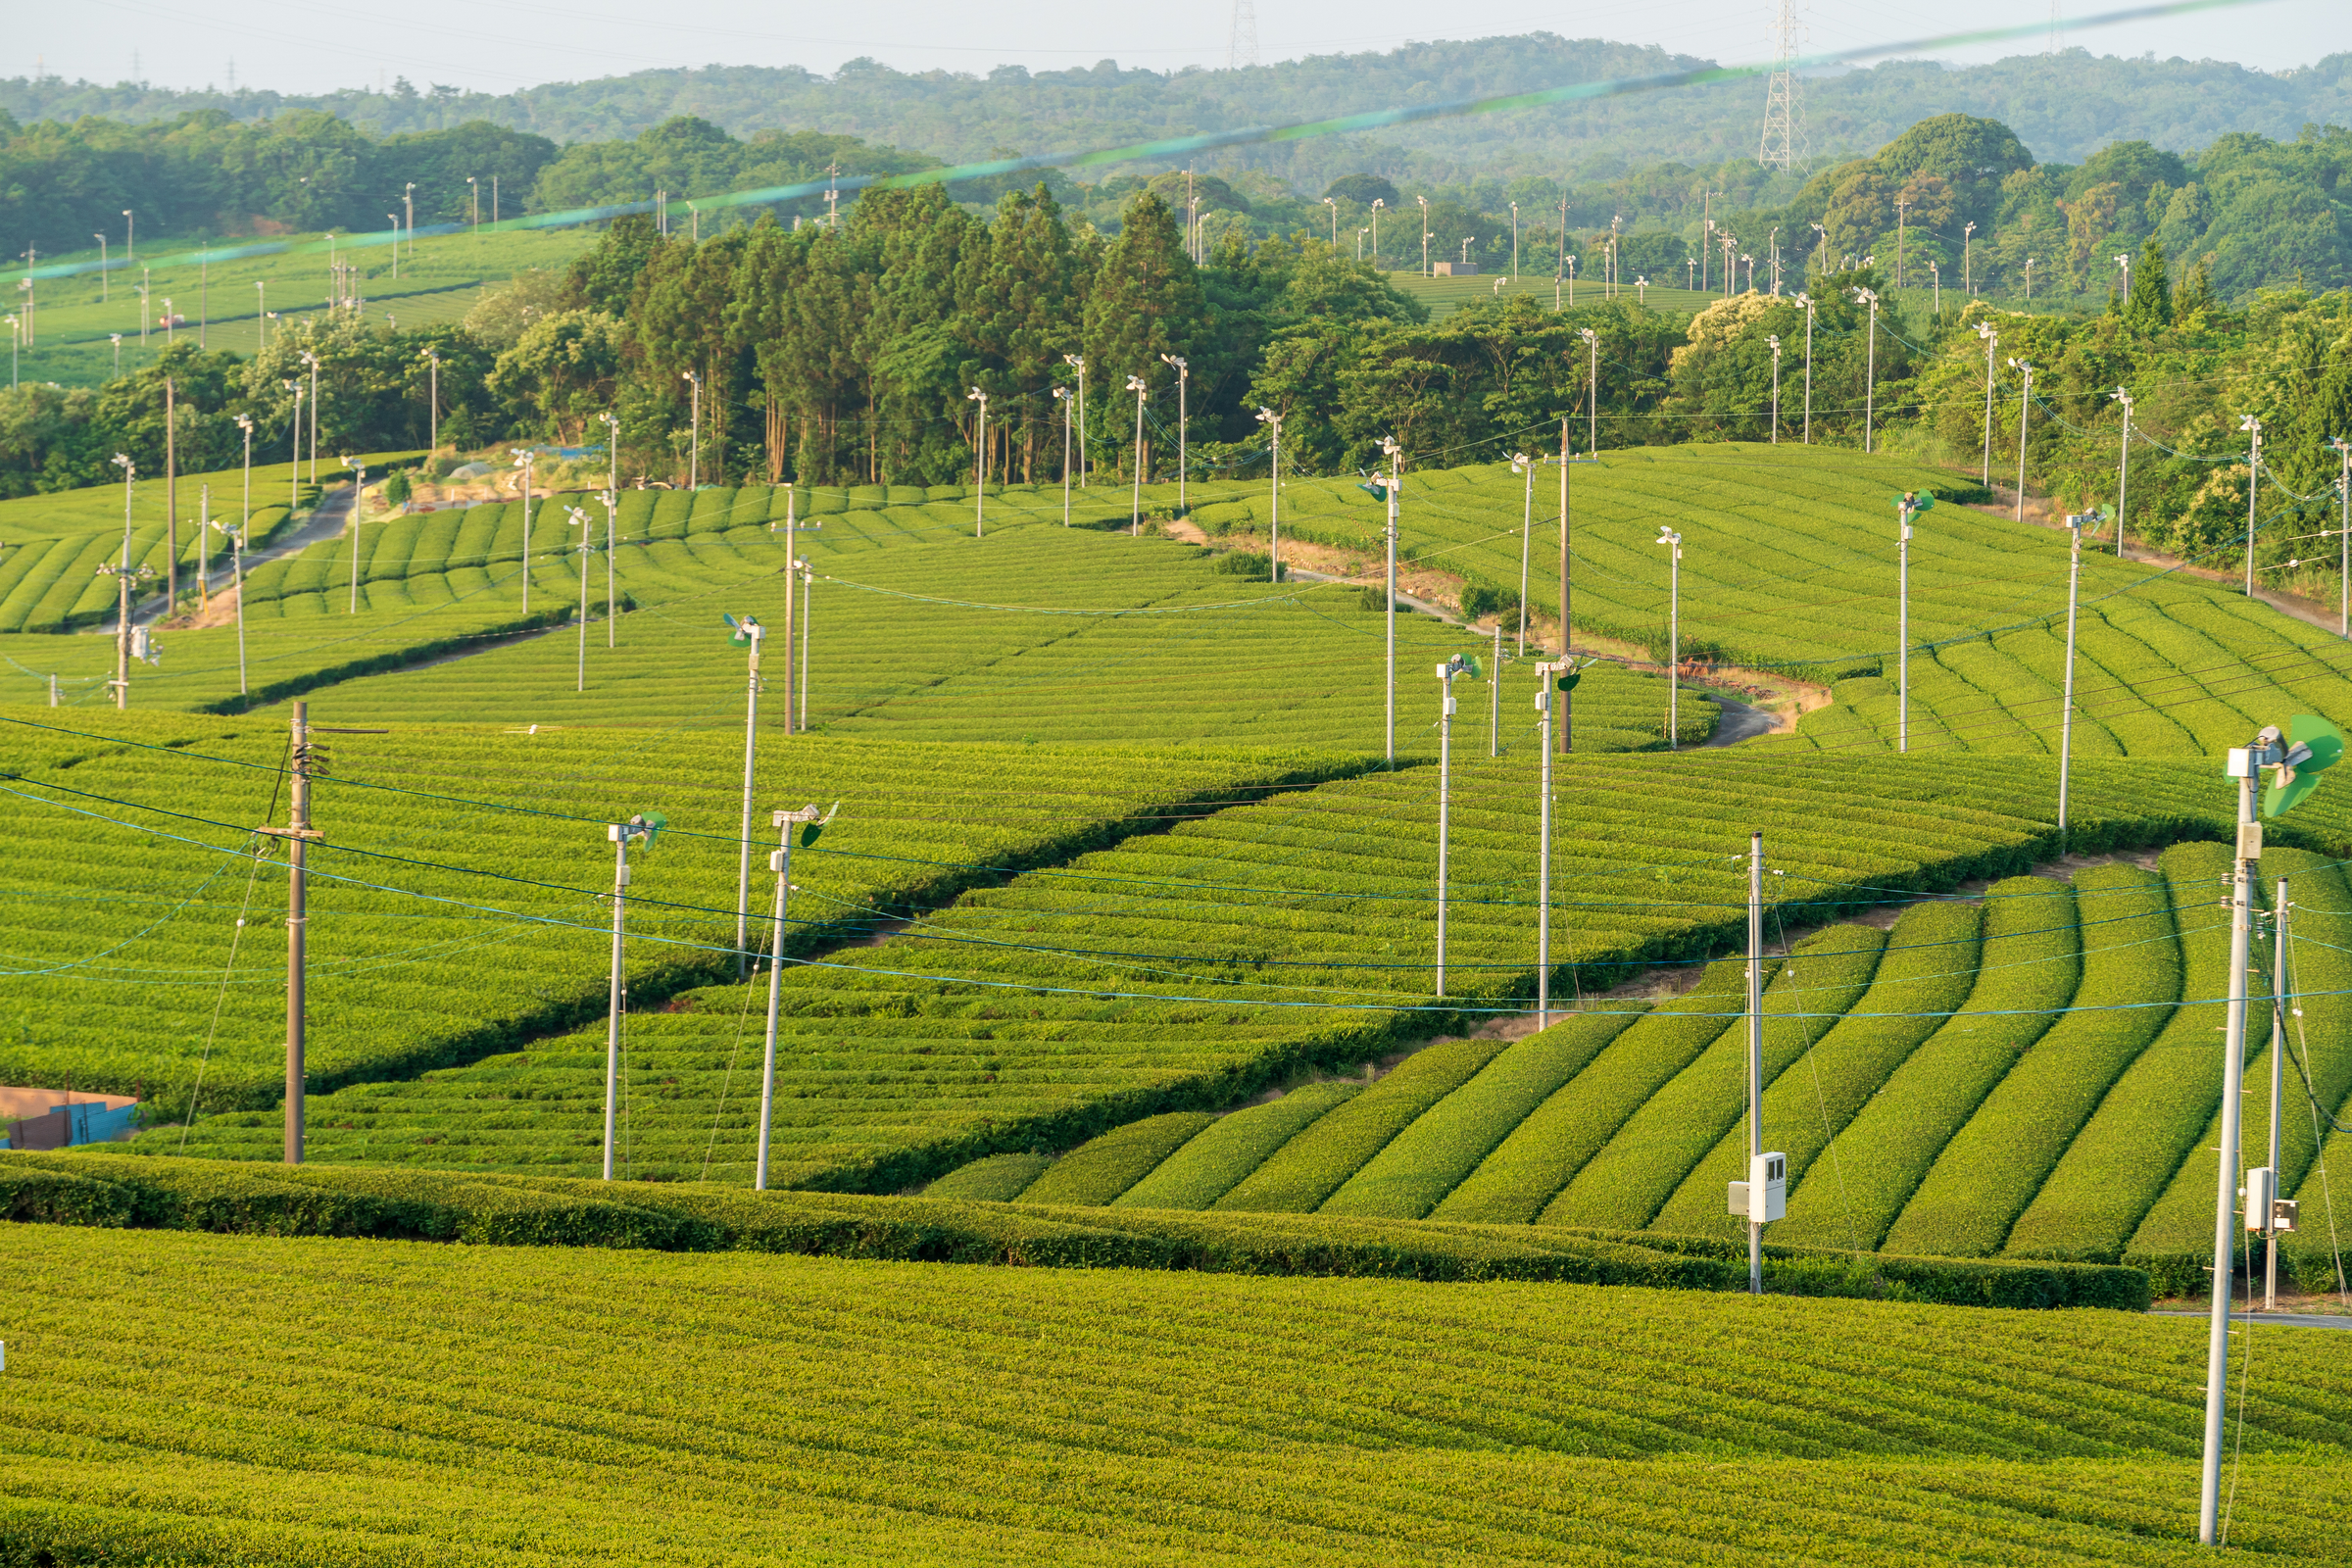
(1728, 1152), (1788, 1223)
(2244, 1167), (2277, 1232)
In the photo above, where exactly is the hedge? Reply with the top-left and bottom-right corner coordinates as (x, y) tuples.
(4, 1152), (2148, 1304)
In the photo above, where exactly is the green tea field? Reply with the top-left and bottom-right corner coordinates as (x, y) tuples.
(6, 1224), (2349, 1564)
(5, 436), (2349, 1565)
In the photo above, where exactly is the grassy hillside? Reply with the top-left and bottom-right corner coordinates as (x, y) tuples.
(6, 1224), (2349, 1565)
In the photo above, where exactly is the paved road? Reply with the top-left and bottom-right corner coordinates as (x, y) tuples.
(100, 484), (356, 633)
(2148, 1309), (2352, 1330)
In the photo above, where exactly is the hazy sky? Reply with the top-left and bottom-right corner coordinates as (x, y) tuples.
(20, 0), (2344, 95)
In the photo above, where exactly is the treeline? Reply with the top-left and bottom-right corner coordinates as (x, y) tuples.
(5, 178), (2346, 594)
(0, 110), (941, 259)
(6, 39), (2348, 190)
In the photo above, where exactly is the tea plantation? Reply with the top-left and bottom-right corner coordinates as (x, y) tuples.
(5, 440), (2350, 1563)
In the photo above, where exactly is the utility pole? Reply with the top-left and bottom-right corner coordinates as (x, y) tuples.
(2011, 360), (2034, 523)
(427, 348), (440, 452)
(798, 560), (813, 732)
(1163, 354), (1189, 514)
(1978, 323), (2000, 488)
(1064, 355), (1087, 487)
(1745, 831), (1765, 1295)
(1558, 418), (1573, 755)
(2241, 415), (2262, 596)
(1580, 328), (1599, 455)
(1510, 453), (1534, 656)
(1055, 387), (1073, 524)
(1655, 526), (1683, 749)
(1383, 436), (1401, 765)
(967, 386), (989, 537)
(1768, 335), (1782, 443)
(278, 702), (320, 1165)
(602, 814), (661, 1182)
(1434, 655), (1474, 998)
(778, 476), (797, 734)
(566, 509), (594, 689)
(165, 376), (178, 608)
(2201, 736), (2262, 1544)
(727, 615), (765, 976)
(1798, 294), (1816, 444)
(602, 411), (621, 648)
(1895, 492), (1930, 753)
(1255, 406), (1282, 580)
(2059, 512), (2096, 848)
(1854, 287), (1880, 454)
(1535, 661), (1560, 1026)
(1490, 625), (1502, 759)
(2330, 438), (2350, 637)
(2112, 387), (2133, 557)
(1127, 374), (1148, 536)
(758, 804), (828, 1189)
(512, 449), (536, 617)
(2266, 877), (2289, 1312)
(683, 370), (702, 490)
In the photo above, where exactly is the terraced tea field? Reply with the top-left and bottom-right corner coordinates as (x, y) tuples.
(7, 1224), (2349, 1565)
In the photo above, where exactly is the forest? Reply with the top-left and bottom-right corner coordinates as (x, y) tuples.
(2, 108), (2347, 583)
(5, 35), (2348, 188)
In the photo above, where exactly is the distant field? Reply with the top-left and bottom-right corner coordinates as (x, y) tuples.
(20, 229), (592, 387)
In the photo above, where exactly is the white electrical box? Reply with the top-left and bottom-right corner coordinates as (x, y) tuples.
(1728, 1152), (1788, 1223)
(2237, 822), (2264, 860)
(2245, 1167), (2277, 1232)
(2227, 748), (2256, 778)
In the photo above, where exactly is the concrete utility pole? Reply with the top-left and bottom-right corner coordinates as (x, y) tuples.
(2010, 359), (2034, 523)
(602, 814), (660, 1182)
(165, 377), (178, 607)
(2200, 737), (2261, 1544)
(1745, 831), (1765, 1295)
(2112, 387), (2133, 557)
(1655, 526), (1683, 748)
(2330, 438), (2351, 637)
(1256, 406), (1281, 581)
(1978, 322), (1999, 486)
(1383, 436), (1401, 764)
(1535, 659), (1561, 1024)
(2241, 414), (2263, 596)
(1163, 354), (1190, 514)
(1558, 418), (1573, 754)
(758, 804), (832, 1189)
(967, 386), (989, 537)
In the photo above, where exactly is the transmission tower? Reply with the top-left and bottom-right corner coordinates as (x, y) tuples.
(1757, 0), (1807, 173)
(1229, 0), (1259, 70)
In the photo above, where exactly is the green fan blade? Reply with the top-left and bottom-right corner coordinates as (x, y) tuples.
(1558, 672), (1581, 692)
(800, 823), (824, 848)
(1355, 481), (1388, 502)
(641, 810), (669, 849)
(2266, 715), (2346, 818)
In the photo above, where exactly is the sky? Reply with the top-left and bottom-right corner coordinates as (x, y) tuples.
(14, 0), (2345, 96)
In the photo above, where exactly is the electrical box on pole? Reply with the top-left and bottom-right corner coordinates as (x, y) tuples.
(1728, 1152), (1787, 1223)
(2243, 1168), (2277, 1232)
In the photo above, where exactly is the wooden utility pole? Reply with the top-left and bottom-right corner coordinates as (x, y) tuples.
(260, 702), (324, 1164)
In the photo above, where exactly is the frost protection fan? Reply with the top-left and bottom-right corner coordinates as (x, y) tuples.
(2263, 715), (2344, 819)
